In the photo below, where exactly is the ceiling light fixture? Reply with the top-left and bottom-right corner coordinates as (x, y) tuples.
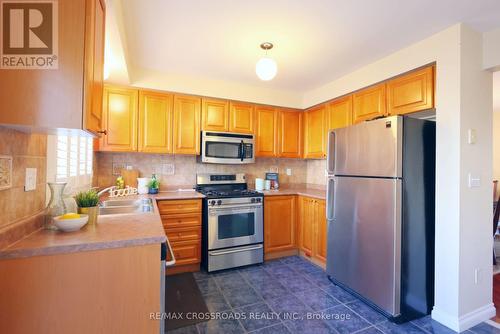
(255, 42), (277, 81)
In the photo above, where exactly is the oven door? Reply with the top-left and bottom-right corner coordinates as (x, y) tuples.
(207, 204), (263, 250)
(201, 132), (255, 164)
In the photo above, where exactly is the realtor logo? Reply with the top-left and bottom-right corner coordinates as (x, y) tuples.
(1, 0), (58, 69)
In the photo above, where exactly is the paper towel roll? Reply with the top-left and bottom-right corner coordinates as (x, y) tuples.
(255, 178), (264, 191)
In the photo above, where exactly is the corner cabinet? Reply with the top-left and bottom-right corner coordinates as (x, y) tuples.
(229, 102), (255, 134)
(201, 98), (229, 131)
(100, 86), (138, 152)
(264, 196), (297, 254)
(255, 107), (278, 157)
(173, 95), (201, 155)
(387, 66), (434, 115)
(304, 105), (327, 159)
(278, 109), (303, 158)
(0, 0), (106, 134)
(298, 196), (327, 264)
(138, 90), (173, 153)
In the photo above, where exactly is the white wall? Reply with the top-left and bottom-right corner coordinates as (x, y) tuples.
(483, 28), (500, 71)
(493, 113), (500, 181)
(303, 24), (494, 332)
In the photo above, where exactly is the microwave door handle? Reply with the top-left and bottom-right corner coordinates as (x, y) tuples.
(240, 140), (244, 161)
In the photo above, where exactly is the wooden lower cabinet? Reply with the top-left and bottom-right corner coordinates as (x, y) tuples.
(157, 199), (202, 274)
(298, 196), (327, 264)
(264, 196), (296, 254)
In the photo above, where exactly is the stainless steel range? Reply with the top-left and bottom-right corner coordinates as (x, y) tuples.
(196, 173), (264, 272)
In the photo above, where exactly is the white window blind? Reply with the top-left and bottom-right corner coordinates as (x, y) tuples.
(55, 136), (93, 189)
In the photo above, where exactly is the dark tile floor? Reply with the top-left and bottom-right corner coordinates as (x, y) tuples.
(168, 256), (500, 334)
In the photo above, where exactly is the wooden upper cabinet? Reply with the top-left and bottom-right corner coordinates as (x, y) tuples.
(229, 102), (255, 134)
(352, 83), (386, 124)
(304, 105), (327, 159)
(84, 0), (106, 134)
(299, 196), (315, 255)
(387, 66), (435, 115)
(0, 0), (105, 132)
(255, 107), (277, 157)
(100, 86), (138, 152)
(328, 96), (352, 131)
(278, 109), (303, 158)
(138, 90), (173, 153)
(264, 196), (296, 253)
(173, 95), (201, 155)
(201, 98), (229, 131)
(314, 199), (327, 263)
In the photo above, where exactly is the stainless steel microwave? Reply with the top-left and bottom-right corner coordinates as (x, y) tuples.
(200, 131), (255, 164)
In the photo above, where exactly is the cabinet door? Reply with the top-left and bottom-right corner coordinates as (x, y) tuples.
(328, 96), (352, 131)
(138, 90), (173, 153)
(201, 98), (229, 131)
(255, 106), (277, 157)
(173, 95), (201, 155)
(84, 0), (106, 134)
(100, 86), (138, 152)
(353, 83), (386, 124)
(304, 105), (327, 159)
(314, 199), (327, 263)
(298, 197), (314, 255)
(387, 66), (434, 115)
(264, 196), (296, 253)
(278, 109), (302, 158)
(229, 102), (255, 134)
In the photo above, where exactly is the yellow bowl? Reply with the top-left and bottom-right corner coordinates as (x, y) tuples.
(53, 214), (89, 232)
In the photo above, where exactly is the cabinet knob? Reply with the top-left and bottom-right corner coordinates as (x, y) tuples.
(97, 130), (107, 135)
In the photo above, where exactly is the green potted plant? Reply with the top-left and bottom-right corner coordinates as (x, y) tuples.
(147, 174), (160, 194)
(74, 189), (100, 225)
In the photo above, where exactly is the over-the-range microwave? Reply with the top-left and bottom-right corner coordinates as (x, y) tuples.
(200, 131), (255, 164)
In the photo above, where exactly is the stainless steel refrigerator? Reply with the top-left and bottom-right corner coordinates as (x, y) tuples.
(326, 115), (435, 322)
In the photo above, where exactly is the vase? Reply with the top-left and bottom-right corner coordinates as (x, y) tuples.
(78, 206), (99, 226)
(45, 182), (67, 230)
(148, 188), (159, 194)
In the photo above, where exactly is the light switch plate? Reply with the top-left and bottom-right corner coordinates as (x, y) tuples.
(468, 173), (481, 188)
(24, 168), (37, 191)
(468, 129), (477, 144)
(0, 155), (13, 190)
(269, 166), (279, 173)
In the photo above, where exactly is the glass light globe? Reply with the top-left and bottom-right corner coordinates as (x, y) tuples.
(255, 56), (277, 81)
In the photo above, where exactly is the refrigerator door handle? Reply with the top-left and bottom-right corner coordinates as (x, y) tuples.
(326, 177), (335, 220)
(327, 131), (335, 174)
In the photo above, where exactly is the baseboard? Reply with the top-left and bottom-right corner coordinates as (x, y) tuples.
(432, 303), (496, 332)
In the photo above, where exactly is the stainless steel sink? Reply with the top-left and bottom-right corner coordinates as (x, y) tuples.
(99, 198), (154, 215)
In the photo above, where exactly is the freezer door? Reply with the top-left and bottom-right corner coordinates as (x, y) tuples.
(334, 116), (402, 178)
(326, 176), (402, 316)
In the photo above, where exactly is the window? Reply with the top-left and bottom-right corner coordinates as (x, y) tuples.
(48, 135), (93, 192)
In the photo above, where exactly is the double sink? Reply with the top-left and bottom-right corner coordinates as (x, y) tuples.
(99, 198), (154, 215)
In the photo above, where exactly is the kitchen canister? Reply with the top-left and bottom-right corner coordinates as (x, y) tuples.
(255, 178), (264, 191)
(137, 177), (150, 195)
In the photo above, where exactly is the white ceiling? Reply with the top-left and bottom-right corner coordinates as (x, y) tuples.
(110, 0), (500, 93)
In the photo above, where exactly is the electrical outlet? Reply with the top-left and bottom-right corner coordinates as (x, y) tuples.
(24, 168), (37, 191)
(468, 129), (477, 144)
(269, 166), (279, 173)
(162, 163), (175, 175)
(286, 168), (292, 176)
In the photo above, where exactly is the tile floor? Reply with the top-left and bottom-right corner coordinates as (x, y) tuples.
(168, 256), (500, 334)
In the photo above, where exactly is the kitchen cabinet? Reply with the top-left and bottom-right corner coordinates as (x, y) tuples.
(201, 98), (229, 131)
(298, 196), (327, 263)
(138, 90), (173, 153)
(304, 104), (327, 159)
(229, 102), (255, 134)
(327, 96), (352, 131)
(278, 109), (303, 158)
(387, 66), (435, 115)
(352, 83), (386, 124)
(255, 107), (278, 157)
(100, 86), (138, 152)
(173, 95), (201, 155)
(264, 196), (296, 254)
(0, 0), (105, 134)
(158, 199), (202, 274)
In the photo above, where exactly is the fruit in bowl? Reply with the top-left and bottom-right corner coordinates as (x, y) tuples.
(53, 213), (89, 232)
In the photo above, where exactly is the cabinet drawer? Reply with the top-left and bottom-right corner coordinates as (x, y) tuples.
(157, 199), (201, 215)
(169, 240), (201, 265)
(161, 214), (201, 229)
(165, 226), (201, 242)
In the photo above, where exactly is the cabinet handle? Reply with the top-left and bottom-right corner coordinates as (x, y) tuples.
(97, 130), (107, 135)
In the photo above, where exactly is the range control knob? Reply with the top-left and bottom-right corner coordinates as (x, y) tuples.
(217, 200), (222, 206)
(210, 200), (216, 206)
(251, 198), (256, 203)
(256, 197), (262, 203)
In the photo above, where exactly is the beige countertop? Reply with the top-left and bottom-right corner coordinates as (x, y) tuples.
(0, 191), (204, 260)
(259, 187), (326, 200)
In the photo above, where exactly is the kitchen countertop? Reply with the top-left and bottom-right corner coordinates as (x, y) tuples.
(259, 187), (326, 200)
(0, 191), (204, 260)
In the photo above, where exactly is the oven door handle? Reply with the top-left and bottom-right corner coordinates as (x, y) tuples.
(209, 206), (262, 214)
(209, 244), (263, 256)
